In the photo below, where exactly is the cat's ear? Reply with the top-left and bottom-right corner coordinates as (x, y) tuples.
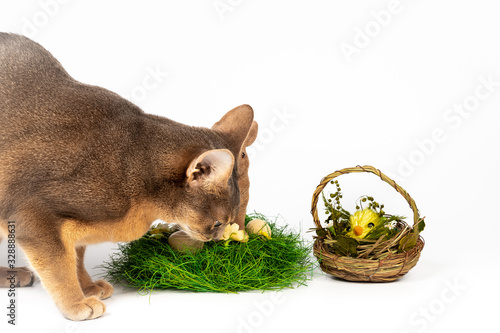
(212, 104), (254, 153)
(186, 149), (234, 190)
(243, 121), (258, 148)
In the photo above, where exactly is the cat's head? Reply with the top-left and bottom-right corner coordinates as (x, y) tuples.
(175, 105), (257, 242)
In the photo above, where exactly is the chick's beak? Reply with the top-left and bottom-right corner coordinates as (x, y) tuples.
(353, 226), (363, 236)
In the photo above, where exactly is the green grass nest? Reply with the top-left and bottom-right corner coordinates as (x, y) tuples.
(102, 213), (313, 293)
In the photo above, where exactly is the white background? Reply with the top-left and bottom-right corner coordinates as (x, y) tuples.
(1, 1), (499, 332)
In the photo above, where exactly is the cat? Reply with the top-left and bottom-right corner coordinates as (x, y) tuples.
(0, 33), (258, 320)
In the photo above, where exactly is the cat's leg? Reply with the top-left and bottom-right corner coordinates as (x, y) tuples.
(20, 236), (106, 320)
(0, 235), (35, 288)
(0, 267), (35, 288)
(76, 245), (113, 299)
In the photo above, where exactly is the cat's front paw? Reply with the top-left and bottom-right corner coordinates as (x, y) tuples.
(82, 279), (114, 300)
(0, 267), (35, 287)
(17, 267), (36, 287)
(64, 296), (105, 321)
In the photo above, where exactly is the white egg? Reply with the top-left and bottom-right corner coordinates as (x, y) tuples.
(245, 219), (272, 239)
(168, 230), (204, 254)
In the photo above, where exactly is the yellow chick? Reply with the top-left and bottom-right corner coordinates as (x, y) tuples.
(245, 219), (272, 239)
(345, 208), (380, 239)
(222, 223), (249, 243)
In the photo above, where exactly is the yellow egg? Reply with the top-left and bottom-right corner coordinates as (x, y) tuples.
(168, 230), (204, 254)
(245, 219), (272, 239)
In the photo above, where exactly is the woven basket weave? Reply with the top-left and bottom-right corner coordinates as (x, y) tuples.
(311, 165), (424, 282)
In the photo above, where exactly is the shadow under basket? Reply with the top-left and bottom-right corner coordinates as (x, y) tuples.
(311, 165), (425, 283)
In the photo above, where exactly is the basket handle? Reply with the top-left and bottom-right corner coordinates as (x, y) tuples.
(311, 165), (421, 232)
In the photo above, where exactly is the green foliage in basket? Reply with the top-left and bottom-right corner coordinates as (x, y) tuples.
(319, 180), (425, 258)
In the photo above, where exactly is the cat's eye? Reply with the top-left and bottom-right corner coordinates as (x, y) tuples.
(214, 221), (222, 228)
(368, 223), (374, 228)
(241, 152), (246, 158)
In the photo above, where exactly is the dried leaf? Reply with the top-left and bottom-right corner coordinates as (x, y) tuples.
(332, 235), (359, 257)
(417, 219), (426, 233)
(398, 232), (418, 252)
(316, 228), (327, 238)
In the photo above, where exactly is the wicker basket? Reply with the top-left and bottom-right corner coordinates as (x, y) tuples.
(311, 165), (425, 282)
